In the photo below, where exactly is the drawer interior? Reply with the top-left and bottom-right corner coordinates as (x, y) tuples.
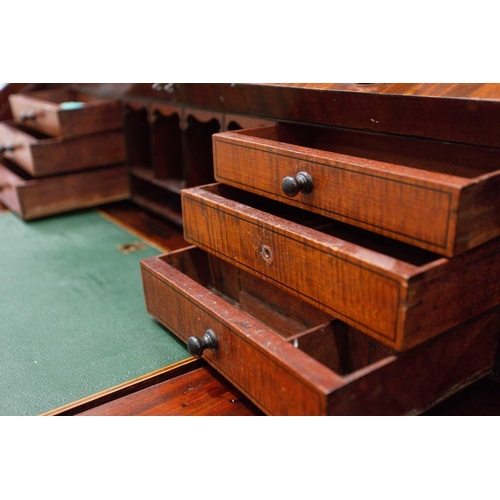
(198, 183), (442, 267)
(159, 247), (395, 376)
(234, 123), (500, 179)
(20, 88), (112, 106)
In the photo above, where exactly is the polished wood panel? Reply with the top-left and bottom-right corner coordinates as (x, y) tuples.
(78, 364), (262, 416)
(9, 88), (122, 138)
(213, 124), (500, 256)
(0, 161), (129, 220)
(182, 184), (500, 350)
(141, 247), (500, 415)
(74, 83), (500, 148)
(0, 122), (125, 177)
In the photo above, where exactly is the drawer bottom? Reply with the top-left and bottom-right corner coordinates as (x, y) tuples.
(141, 247), (500, 415)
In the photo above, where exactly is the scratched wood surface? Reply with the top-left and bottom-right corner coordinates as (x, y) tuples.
(181, 183), (500, 350)
(141, 246), (500, 415)
(213, 124), (500, 256)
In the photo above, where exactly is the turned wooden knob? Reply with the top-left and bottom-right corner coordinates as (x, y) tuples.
(19, 111), (36, 121)
(0, 144), (15, 153)
(281, 171), (313, 197)
(187, 329), (219, 358)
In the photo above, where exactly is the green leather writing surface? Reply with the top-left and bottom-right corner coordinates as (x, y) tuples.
(0, 210), (189, 416)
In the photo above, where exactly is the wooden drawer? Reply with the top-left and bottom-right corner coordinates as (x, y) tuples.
(181, 183), (500, 351)
(141, 247), (500, 415)
(0, 161), (129, 220)
(213, 124), (500, 257)
(8, 88), (122, 138)
(0, 122), (125, 177)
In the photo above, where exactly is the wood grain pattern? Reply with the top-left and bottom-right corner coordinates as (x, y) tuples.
(77, 364), (262, 416)
(141, 246), (500, 415)
(0, 122), (125, 177)
(181, 184), (500, 350)
(43, 359), (204, 416)
(213, 124), (500, 256)
(141, 247), (345, 416)
(9, 88), (122, 138)
(0, 161), (130, 220)
(73, 83), (500, 148)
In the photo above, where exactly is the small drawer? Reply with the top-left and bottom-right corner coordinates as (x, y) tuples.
(182, 183), (500, 351)
(0, 160), (130, 220)
(0, 122), (125, 177)
(141, 247), (500, 415)
(9, 88), (122, 138)
(213, 123), (500, 257)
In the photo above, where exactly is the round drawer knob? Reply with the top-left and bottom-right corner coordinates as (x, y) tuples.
(0, 144), (15, 153)
(19, 111), (36, 121)
(187, 329), (219, 358)
(281, 171), (313, 197)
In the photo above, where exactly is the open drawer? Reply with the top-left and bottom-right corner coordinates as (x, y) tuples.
(0, 160), (129, 220)
(213, 123), (500, 257)
(0, 122), (125, 177)
(182, 183), (500, 350)
(8, 88), (122, 138)
(141, 247), (500, 416)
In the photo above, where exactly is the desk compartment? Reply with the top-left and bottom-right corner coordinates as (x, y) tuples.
(8, 88), (122, 138)
(182, 183), (500, 350)
(213, 124), (500, 256)
(0, 122), (125, 177)
(0, 160), (129, 220)
(141, 246), (500, 415)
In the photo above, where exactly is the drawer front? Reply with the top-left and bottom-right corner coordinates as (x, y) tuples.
(0, 123), (125, 177)
(214, 136), (459, 255)
(141, 255), (342, 416)
(182, 186), (406, 347)
(0, 163), (23, 215)
(0, 163), (129, 220)
(0, 122), (37, 173)
(9, 91), (122, 138)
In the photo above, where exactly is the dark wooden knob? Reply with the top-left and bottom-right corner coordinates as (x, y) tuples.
(281, 171), (313, 197)
(19, 111), (36, 121)
(0, 144), (15, 153)
(187, 329), (219, 358)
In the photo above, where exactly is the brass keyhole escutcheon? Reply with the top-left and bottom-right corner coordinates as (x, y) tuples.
(260, 244), (273, 263)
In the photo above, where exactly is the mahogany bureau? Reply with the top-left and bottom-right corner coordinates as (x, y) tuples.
(69, 83), (500, 415)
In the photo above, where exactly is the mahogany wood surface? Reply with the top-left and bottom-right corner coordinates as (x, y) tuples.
(0, 122), (125, 177)
(74, 83), (500, 148)
(181, 183), (500, 350)
(141, 247), (500, 415)
(9, 88), (122, 138)
(0, 161), (130, 220)
(98, 200), (189, 252)
(77, 364), (262, 416)
(213, 124), (500, 256)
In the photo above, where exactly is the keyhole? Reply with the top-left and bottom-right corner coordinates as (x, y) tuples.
(260, 244), (273, 262)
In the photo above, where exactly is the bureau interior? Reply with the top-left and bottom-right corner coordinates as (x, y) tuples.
(160, 247), (395, 376)
(200, 183), (442, 267)
(237, 123), (500, 179)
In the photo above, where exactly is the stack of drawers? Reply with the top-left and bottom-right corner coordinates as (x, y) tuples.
(0, 88), (129, 220)
(141, 120), (500, 415)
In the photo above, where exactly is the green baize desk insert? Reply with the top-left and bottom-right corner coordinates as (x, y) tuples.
(0, 210), (189, 416)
